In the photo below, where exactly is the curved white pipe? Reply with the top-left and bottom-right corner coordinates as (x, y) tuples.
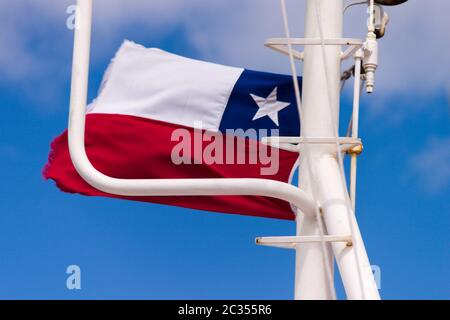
(67, 0), (317, 217)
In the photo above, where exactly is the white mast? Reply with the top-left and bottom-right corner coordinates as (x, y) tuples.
(297, 0), (379, 300)
(258, 0), (385, 299)
(295, 0), (344, 300)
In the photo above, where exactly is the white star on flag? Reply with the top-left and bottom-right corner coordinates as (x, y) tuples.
(250, 87), (290, 126)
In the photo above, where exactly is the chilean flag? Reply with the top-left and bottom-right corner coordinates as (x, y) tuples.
(44, 40), (301, 220)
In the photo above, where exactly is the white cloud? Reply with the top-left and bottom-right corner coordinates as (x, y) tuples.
(1, 0), (449, 109)
(409, 136), (450, 193)
(0, 3), (39, 81)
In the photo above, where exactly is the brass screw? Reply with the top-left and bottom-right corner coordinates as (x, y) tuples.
(347, 144), (363, 156)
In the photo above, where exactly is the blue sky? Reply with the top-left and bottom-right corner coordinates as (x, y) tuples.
(0, 1), (448, 299)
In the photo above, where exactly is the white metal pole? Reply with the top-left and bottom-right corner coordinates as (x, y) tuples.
(294, 0), (343, 300)
(350, 54), (362, 210)
(278, 0), (335, 299)
(294, 207), (335, 299)
(297, 0), (380, 300)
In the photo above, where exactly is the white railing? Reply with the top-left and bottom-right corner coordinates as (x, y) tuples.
(67, 0), (317, 217)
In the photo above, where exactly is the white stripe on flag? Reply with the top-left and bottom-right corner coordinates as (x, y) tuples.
(89, 40), (244, 131)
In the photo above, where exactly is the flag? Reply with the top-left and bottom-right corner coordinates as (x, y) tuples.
(44, 40), (301, 220)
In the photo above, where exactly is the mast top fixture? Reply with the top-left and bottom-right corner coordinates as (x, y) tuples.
(374, 0), (408, 6)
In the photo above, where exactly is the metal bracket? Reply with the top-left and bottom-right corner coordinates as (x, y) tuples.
(261, 136), (363, 154)
(255, 235), (353, 249)
(265, 38), (364, 61)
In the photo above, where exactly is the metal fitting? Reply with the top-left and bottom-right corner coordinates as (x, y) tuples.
(363, 33), (378, 94)
(347, 144), (363, 156)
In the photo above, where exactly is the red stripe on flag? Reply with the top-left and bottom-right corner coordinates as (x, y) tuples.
(43, 113), (298, 220)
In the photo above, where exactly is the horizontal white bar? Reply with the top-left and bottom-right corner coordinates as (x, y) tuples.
(262, 136), (361, 145)
(255, 235), (353, 249)
(265, 38), (363, 46)
(261, 137), (362, 153)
